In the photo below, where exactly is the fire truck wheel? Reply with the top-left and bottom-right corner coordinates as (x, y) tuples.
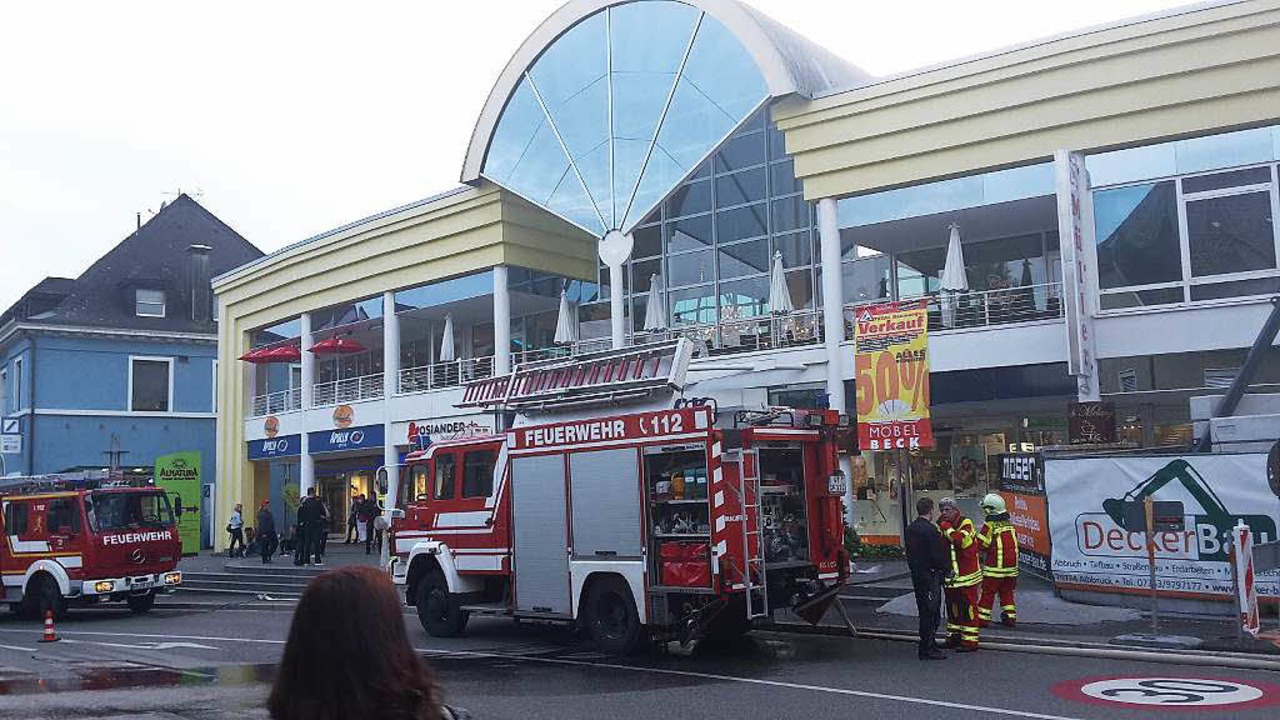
(585, 576), (644, 655)
(127, 591), (157, 613)
(416, 571), (468, 637)
(30, 575), (66, 622)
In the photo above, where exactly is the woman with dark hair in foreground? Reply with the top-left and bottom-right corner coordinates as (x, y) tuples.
(269, 566), (466, 719)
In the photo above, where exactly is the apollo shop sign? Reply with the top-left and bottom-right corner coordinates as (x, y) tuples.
(248, 434), (300, 460)
(1046, 454), (1280, 600)
(308, 424), (384, 455)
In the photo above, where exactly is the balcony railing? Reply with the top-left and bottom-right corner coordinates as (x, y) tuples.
(844, 282), (1064, 340)
(398, 356), (496, 394)
(250, 387), (302, 417)
(313, 372), (384, 407)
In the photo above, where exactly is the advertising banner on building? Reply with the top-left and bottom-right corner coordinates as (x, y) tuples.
(1046, 454), (1280, 600)
(853, 300), (933, 450)
(997, 453), (1053, 580)
(155, 451), (202, 556)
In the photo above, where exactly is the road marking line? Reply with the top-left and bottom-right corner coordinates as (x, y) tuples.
(413, 648), (1086, 720)
(0, 643), (34, 652)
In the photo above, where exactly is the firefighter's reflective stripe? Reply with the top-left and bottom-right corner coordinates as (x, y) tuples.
(979, 521), (1019, 577)
(943, 518), (983, 588)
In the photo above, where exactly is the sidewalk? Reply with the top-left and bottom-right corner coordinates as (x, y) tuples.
(180, 537), (383, 574)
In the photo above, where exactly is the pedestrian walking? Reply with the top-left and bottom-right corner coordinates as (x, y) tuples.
(904, 496), (948, 660)
(257, 500), (278, 564)
(227, 503), (246, 558)
(345, 493), (360, 544)
(294, 488), (323, 566)
(317, 498), (331, 562)
(269, 566), (468, 720)
(938, 497), (983, 652)
(976, 493), (1019, 628)
(356, 494), (372, 544)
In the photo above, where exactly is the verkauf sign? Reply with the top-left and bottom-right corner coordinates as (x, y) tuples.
(853, 300), (934, 450)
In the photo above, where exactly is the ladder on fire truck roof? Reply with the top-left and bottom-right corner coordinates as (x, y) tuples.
(458, 338), (694, 411)
(0, 471), (133, 496)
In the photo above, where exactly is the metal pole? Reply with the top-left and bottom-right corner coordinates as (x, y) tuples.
(1144, 495), (1158, 636)
(1195, 296), (1280, 451)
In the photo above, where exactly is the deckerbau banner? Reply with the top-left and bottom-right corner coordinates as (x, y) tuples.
(1046, 454), (1280, 600)
(155, 451), (202, 556)
(853, 299), (934, 451)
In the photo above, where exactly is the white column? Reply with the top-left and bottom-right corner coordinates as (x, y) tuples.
(382, 291), (400, 509)
(493, 266), (511, 375)
(609, 258), (626, 350)
(299, 312), (315, 497)
(817, 197), (856, 521)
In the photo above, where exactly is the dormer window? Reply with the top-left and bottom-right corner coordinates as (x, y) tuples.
(136, 288), (166, 318)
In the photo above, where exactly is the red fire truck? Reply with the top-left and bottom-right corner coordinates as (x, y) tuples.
(388, 340), (851, 654)
(1, 474), (183, 619)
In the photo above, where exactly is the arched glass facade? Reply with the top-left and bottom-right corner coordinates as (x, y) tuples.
(481, 0), (769, 237)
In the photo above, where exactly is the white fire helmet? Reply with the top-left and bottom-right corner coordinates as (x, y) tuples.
(981, 493), (1007, 516)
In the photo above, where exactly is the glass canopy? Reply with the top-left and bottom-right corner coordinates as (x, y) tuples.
(481, 0), (769, 239)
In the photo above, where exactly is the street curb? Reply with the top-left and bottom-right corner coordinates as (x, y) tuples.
(760, 622), (1280, 671)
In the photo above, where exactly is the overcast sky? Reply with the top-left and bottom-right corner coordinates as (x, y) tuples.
(0, 0), (1193, 312)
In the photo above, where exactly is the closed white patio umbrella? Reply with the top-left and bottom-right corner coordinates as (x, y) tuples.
(553, 289), (578, 344)
(643, 274), (667, 332)
(768, 251), (793, 315)
(439, 313), (456, 362)
(939, 223), (968, 328)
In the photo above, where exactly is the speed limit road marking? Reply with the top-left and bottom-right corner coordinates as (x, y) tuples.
(1053, 676), (1280, 710)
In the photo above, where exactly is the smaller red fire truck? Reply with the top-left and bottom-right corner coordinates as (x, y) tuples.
(1, 473), (183, 619)
(388, 340), (851, 654)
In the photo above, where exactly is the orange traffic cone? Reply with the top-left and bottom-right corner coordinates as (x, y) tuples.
(38, 610), (59, 643)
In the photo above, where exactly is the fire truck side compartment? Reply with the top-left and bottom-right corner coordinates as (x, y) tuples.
(568, 448), (642, 559)
(511, 454), (571, 615)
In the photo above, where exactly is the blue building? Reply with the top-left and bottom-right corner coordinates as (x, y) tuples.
(0, 195), (262, 546)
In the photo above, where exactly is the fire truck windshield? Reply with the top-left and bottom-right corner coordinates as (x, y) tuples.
(84, 491), (175, 532)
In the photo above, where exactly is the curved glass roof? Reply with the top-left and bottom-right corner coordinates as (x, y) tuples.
(481, 1), (769, 238)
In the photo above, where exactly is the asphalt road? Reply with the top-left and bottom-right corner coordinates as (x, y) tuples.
(0, 599), (1277, 719)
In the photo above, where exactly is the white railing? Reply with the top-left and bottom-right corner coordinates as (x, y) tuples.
(250, 387), (302, 417)
(313, 372), (384, 407)
(569, 308), (826, 358)
(398, 356), (497, 394)
(844, 282), (1064, 340)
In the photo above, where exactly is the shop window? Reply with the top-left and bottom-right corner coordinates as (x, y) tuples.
(462, 450), (496, 498)
(632, 258), (662, 293)
(785, 269), (816, 310)
(1185, 191), (1275, 277)
(774, 231), (812, 269)
(669, 285), (717, 326)
(433, 455), (456, 500)
(842, 255), (892, 304)
(719, 276), (769, 319)
(129, 357), (172, 412)
(1093, 181), (1182, 289)
(135, 289), (166, 318)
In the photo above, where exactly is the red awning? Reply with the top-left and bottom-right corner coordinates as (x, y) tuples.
(238, 347), (272, 364)
(309, 336), (367, 355)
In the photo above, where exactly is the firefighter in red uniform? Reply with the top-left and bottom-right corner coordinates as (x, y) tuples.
(976, 493), (1019, 628)
(937, 497), (982, 652)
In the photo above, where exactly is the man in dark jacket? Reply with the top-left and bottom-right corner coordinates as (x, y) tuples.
(294, 488), (323, 566)
(904, 496), (949, 660)
(256, 500), (277, 564)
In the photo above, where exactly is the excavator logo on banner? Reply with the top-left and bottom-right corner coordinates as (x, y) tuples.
(1077, 459), (1277, 562)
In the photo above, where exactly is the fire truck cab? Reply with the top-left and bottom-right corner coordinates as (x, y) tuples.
(389, 340), (851, 654)
(1, 474), (183, 619)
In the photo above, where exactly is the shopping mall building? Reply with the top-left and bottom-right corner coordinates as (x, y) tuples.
(213, 0), (1280, 547)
